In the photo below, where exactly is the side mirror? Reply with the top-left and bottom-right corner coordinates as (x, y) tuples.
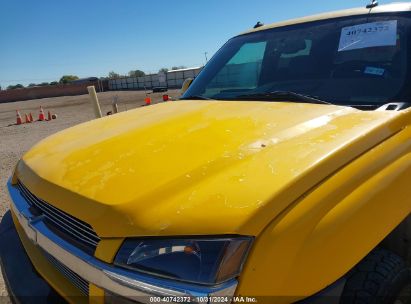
(180, 78), (193, 96)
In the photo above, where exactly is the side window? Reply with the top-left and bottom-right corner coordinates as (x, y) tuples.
(205, 42), (267, 93)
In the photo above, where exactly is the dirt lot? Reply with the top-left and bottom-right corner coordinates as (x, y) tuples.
(0, 89), (180, 300)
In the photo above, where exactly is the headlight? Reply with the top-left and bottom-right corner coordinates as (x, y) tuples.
(114, 236), (253, 285)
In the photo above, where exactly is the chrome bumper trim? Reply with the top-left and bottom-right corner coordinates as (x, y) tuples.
(7, 180), (237, 303)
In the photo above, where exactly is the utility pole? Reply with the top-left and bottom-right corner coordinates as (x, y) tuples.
(204, 52), (208, 64)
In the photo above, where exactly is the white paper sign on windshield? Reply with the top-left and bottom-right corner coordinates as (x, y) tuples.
(338, 20), (397, 52)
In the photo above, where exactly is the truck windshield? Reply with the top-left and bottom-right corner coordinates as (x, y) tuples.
(182, 13), (411, 108)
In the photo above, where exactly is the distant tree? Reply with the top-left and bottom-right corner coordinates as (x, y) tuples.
(158, 68), (169, 73)
(171, 65), (187, 70)
(27, 82), (50, 87)
(49, 81), (58, 85)
(108, 71), (121, 79)
(59, 75), (79, 84)
(128, 69), (145, 77)
(7, 84), (24, 90)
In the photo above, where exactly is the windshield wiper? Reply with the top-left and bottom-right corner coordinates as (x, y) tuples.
(236, 91), (331, 105)
(180, 95), (213, 100)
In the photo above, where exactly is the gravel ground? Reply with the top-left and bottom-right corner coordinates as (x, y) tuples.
(0, 89), (180, 300)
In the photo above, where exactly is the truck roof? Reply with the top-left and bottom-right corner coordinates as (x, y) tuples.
(240, 2), (411, 35)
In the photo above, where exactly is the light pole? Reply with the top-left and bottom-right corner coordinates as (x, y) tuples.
(204, 52), (208, 64)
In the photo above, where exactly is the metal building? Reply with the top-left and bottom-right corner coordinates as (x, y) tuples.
(108, 67), (202, 91)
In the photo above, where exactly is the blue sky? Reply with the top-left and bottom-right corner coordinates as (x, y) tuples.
(0, 0), (404, 87)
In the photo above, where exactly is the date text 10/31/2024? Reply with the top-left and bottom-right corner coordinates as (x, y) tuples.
(149, 296), (258, 303)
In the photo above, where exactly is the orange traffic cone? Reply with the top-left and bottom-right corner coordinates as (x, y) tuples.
(25, 113), (31, 123)
(144, 97), (151, 105)
(16, 110), (23, 125)
(47, 111), (52, 121)
(38, 106), (45, 121)
(29, 113), (34, 122)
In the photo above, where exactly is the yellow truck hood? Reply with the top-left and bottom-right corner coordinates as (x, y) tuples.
(16, 100), (402, 237)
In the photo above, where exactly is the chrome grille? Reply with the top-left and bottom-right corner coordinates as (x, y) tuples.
(16, 180), (100, 251)
(44, 251), (89, 296)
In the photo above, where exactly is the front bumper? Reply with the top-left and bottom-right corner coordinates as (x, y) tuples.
(6, 179), (238, 303)
(0, 210), (65, 304)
